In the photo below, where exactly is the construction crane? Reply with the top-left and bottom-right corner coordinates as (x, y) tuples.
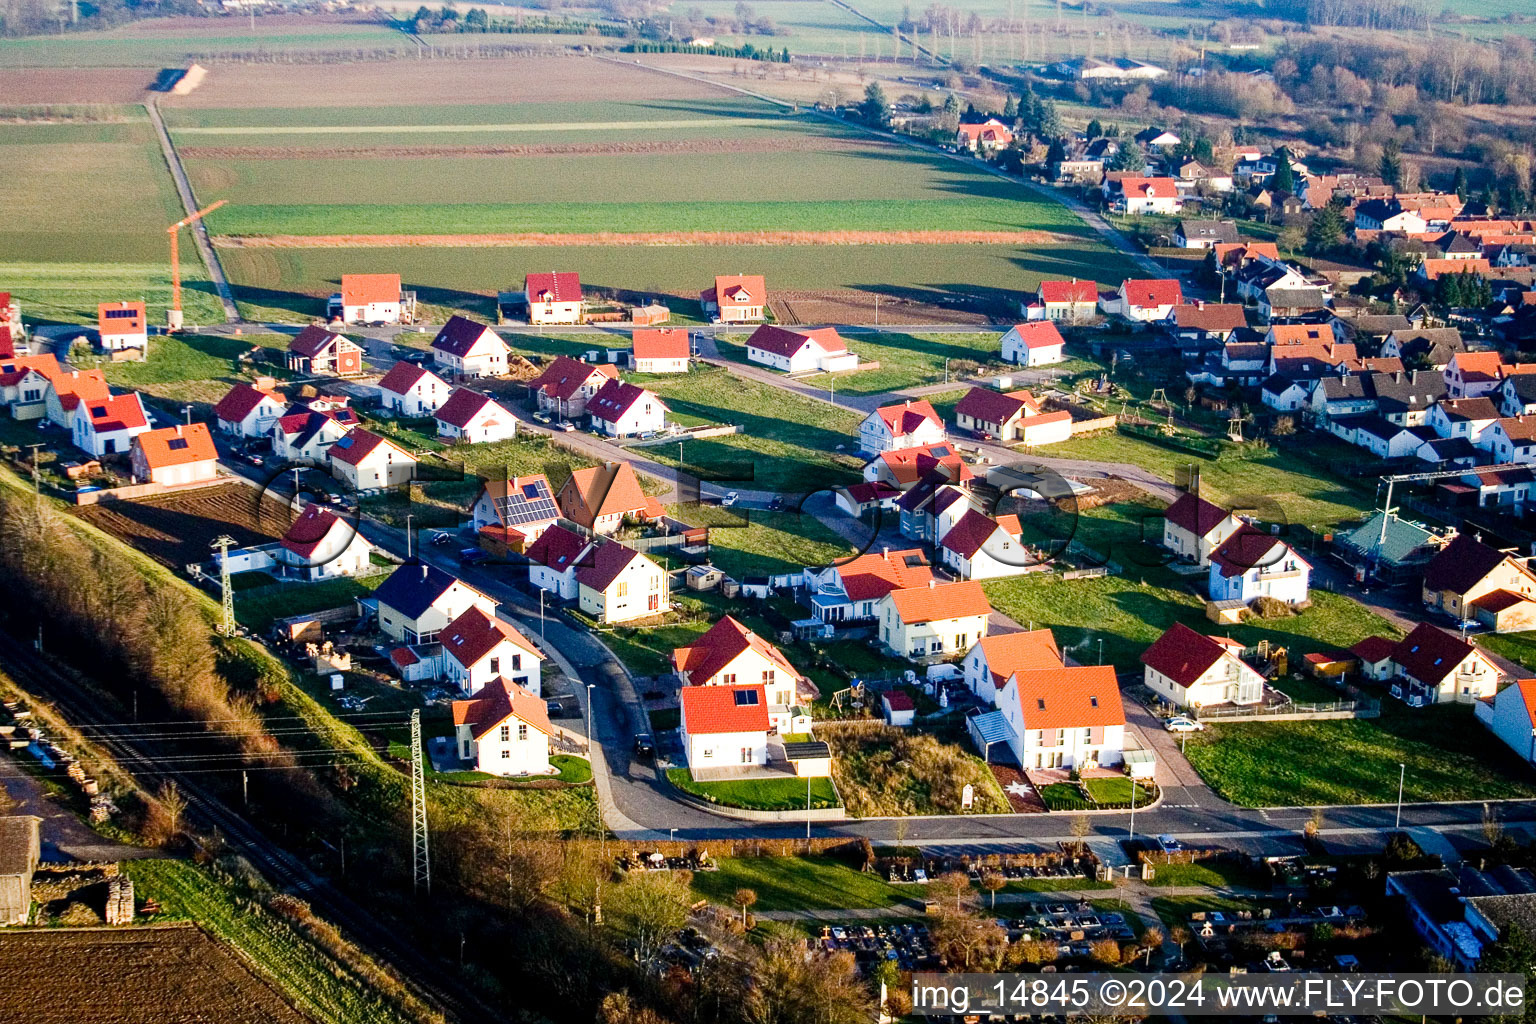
(1362, 463), (1521, 576)
(166, 199), (226, 333)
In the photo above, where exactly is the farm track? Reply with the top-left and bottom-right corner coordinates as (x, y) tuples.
(0, 626), (493, 1024)
(216, 228), (1075, 248)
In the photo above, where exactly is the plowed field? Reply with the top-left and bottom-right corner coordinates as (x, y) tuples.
(73, 484), (297, 567)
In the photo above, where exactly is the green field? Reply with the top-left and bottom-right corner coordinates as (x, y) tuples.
(88, 332), (287, 412)
(691, 855), (911, 912)
(685, 506), (858, 578)
(667, 767), (840, 810)
(715, 329), (1008, 396)
(0, 21), (406, 67)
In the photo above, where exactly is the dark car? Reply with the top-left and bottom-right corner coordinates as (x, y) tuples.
(634, 734), (654, 760)
(768, 496), (783, 511)
(459, 548), (489, 566)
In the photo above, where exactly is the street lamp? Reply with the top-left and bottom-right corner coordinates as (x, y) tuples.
(669, 827), (676, 845)
(538, 588), (546, 639)
(405, 513), (414, 559)
(806, 774), (813, 840)
(1097, 639), (1104, 665)
(1395, 762), (1405, 829)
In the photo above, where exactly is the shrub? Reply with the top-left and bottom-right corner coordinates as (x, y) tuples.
(821, 724), (1008, 816)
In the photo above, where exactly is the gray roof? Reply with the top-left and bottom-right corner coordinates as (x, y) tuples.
(1466, 894), (1536, 940)
(0, 816), (39, 877)
(1371, 370), (1446, 413)
(1178, 220), (1239, 244)
(1334, 313), (1412, 337)
(1389, 869), (1463, 923)
(1507, 375), (1536, 404)
(1338, 512), (1440, 566)
(1265, 288), (1330, 309)
(1318, 375), (1369, 401)
(782, 741), (832, 760)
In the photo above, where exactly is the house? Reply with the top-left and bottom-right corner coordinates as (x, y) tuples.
(1107, 176), (1182, 215)
(630, 328), (691, 373)
(679, 683), (770, 776)
(954, 387), (1046, 442)
(213, 383), (285, 437)
(1428, 397), (1499, 443)
(525, 523), (594, 600)
(378, 361), (452, 417)
(586, 379), (667, 438)
(1372, 370), (1447, 425)
(275, 503), (373, 580)
(441, 606), (543, 696)
(1056, 55), (1167, 81)
(527, 355), (619, 420)
(0, 355), (60, 421)
(876, 580), (991, 660)
(1207, 525), (1311, 605)
(1379, 622), (1501, 704)
(525, 272), (583, 325)
(576, 542), (668, 624)
(129, 423), (218, 486)
(0, 815), (41, 926)
(881, 690), (915, 727)
(374, 563), (497, 644)
(329, 273), (408, 324)
(865, 442), (972, 489)
(802, 547), (933, 623)
(1421, 534), (1536, 622)
(1446, 352), (1513, 399)
(1477, 678), (1536, 765)
(939, 509), (1028, 580)
(555, 461), (657, 535)
(44, 369), (109, 430)
(956, 118), (1014, 152)
(434, 388), (517, 444)
(743, 325), (856, 374)
(1470, 588), (1536, 633)
(993, 665), (1126, 770)
(1383, 327), (1465, 368)
(72, 392), (150, 458)
(1501, 374), (1536, 417)
(1140, 622), (1265, 708)
(1025, 279), (1098, 322)
(430, 316), (509, 379)
(1354, 199), (1427, 234)
(1174, 220), (1239, 249)
(1480, 416), (1536, 465)
(701, 275), (767, 322)
(469, 473), (560, 548)
(1134, 126), (1180, 148)
(961, 628), (1063, 703)
(1261, 375), (1314, 413)
(1105, 279), (1184, 322)
(673, 616), (807, 730)
(898, 482), (976, 544)
(834, 479), (901, 517)
(1333, 511), (1448, 586)
(859, 399), (945, 455)
(1168, 303), (1247, 346)
(1258, 287), (1331, 321)
(451, 677), (553, 777)
(327, 427), (417, 489)
(1419, 258), (1492, 283)
(998, 321), (1066, 366)
(95, 300), (147, 358)
(286, 325), (363, 377)
(1162, 492), (1242, 566)
(272, 409), (349, 463)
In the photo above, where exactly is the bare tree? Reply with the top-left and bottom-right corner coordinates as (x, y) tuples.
(1140, 925), (1165, 966)
(733, 887), (758, 926)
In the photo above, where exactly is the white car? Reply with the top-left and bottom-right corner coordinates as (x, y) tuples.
(721, 492), (739, 507)
(1165, 716), (1205, 733)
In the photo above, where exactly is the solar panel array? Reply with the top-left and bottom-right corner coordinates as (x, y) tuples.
(493, 478), (558, 526)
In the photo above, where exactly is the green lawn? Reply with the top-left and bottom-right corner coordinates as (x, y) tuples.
(1150, 894), (1266, 931)
(1477, 631), (1536, 673)
(550, 754), (592, 785)
(1146, 860), (1266, 889)
(1082, 777), (1155, 806)
(1039, 782), (1092, 811)
(667, 767), (840, 810)
(1182, 701), (1536, 806)
(599, 621), (707, 679)
(86, 333), (289, 414)
(714, 329), (1006, 396)
(691, 855), (909, 912)
(686, 506), (858, 579)
(234, 574), (388, 633)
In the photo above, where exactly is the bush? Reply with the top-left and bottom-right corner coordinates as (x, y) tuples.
(1250, 596), (1296, 619)
(821, 725), (1008, 816)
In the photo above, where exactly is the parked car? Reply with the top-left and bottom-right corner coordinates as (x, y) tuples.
(430, 532), (455, 547)
(1156, 835), (1183, 853)
(634, 734), (654, 760)
(533, 413), (552, 425)
(1164, 716), (1204, 732)
(768, 496), (783, 511)
(721, 492), (739, 507)
(557, 421), (576, 432)
(459, 548), (489, 566)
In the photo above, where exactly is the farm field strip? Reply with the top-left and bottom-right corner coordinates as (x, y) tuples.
(215, 229), (1075, 247)
(175, 116), (774, 135)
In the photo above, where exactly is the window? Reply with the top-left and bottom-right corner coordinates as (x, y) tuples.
(762, 670), (775, 684)
(511, 654), (521, 671)
(167, 438), (189, 451)
(499, 725), (510, 742)
(501, 749), (510, 759)
(648, 594), (659, 611)
(489, 658), (499, 675)
(617, 581), (628, 597)
(740, 747), (753, 763)
(518, 723), (528, 741)
(722, 673), (736, 684)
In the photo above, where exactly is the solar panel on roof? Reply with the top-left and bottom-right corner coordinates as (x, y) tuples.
(521, 483), (541, 498)
(734, 690), (759, 706)
(491, 478), (557, 527)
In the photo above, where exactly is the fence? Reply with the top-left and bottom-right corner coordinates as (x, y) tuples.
(624, 530), (709, 554)
(626, 425), (740, 448)
(72, 475), (235, 506)
(1193, 697), (1380, 722)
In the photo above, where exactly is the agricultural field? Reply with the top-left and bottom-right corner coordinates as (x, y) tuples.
(72, 484), (299, 568)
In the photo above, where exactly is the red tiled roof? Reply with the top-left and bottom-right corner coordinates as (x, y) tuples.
(83, 393), (147, 433)
(1140, 623), (1228, 687)
(435, 388), (501, 429)
(327, 427), (394, 466)
(1164, 492), (1232, 539)
(525, 271), (581, 304)
(340, 273), (401, 307)
(97, 301), (145, 337)
(887, 580), (990, 624)
(837, 549), (933, 603)
(574, 541), (644, 592)
(1209, 524), (1303, 579)
(874, 443), (970, 486)
(1117, 176), (1179, 199)
(134, 423), (215, 469)
(745, 324), (846, 358)
(1391, 622), (1480, 687)
(673, 615), (799, 686)
(52, 369), (109, 411)
(955, 387), (1032, 427)
(1121, 279), (1184, 309)
(213, 382), (280, 423)
(378, 360), (439, 396)
(707, 275), (766, 307)
(680, 683), (770, 735)
(1349, 636), (1397, 664)
(1471, 589), (1532, 614)
(452, 676), (551, 740)
(525, 523), (590, 572)
(882, 690), (915, 711)
(587, 379), (663, 424)
(1270, 323), (1337, 346)
(973, 629), (1063, 689)
(1038, 279), (1098, 304)
(441, 606), (541, 670)
(632, 328), (690, 360)
(1011, 665), (1124, 730)
(874, 399), (941, 437)
(280, 504), (343, 558)
(1422, 534), (1521, 595)
(1172, 303), (1248, 331)
(289, 324), (349, 358)
(0, 354), (61, 389)
(1007, 321), (1066, 350)
(940, 508), (1007, 558)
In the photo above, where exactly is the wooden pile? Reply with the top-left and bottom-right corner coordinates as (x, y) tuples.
(105, 876), (134, 925)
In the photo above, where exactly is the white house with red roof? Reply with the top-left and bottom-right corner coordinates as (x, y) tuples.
(962, 629), (1063, 702)
(954, 387), (1038, 441)
(1207, 525), (1311, 605)
(524, 272), (583, 325)
(430, 316), (509, 379)
(1025, 279), (1099, 322)
(1140, 622), (1264, 708)
(378, 361), (451, 417)
(999, 321), (1066, 366)
(329, 273), (407, 325)
(272, 409), (349, 463)
(451, 677), (553, 776)
(213, 382), (285, 437)
(0, 355), (61, 421)
(1106, 176), (1182, 215)
(1104, 279), (1184, 322)
(286, 325), (363, 376)
(859, 399), (945, 455)
(955, 118), (1014, 153)
(586, 379), (667, 438)
(435, 388), (517, 444)
(72, 391), (149, 457)
(527, 355), (619, 419)
(1360, 622), (1500, 705)
(96, 301), (147, 358)
(575, 542), (668, 624)
(679, 683), (770, 776)
(630, 328), (691, 373)
(275, 503), (373, 580)
(701, 275), (766, 322)
(673, 616), (808, 730)
(744, 324), (857, 374)
(801, 548), (933, 623)
(440, 606), (544, 696)
(1161, 492), (1242, 566)
(992, 665), (1126, 769)
(939, 509), (1028, 580)
(470, 473), (560, 547)
(1476, 678), (1536, 765)
(129, 423), (218, 486)
(525, 524), (595, 600)
(45, 368), (109, 430)
(327, 427), (416, 490)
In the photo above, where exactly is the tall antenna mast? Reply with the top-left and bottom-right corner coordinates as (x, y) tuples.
(411, 709), (431, 895)
(212, 535), (236, 636)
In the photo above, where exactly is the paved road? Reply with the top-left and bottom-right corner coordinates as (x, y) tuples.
(145, 99), (239, 323)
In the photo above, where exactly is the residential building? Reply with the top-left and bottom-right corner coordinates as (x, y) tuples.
(679, 683), (770, 776)
(0, 355), (60, 421)
(97, 301), (147, 357)
(576, 542), (668, 624)
(286, 325), (363, 376)
(441, 606), (543, 696)
(275, 503), (373, 580)
(1374, 622), (1501, 704)
(802, 548), (933, 623)
(743, 324), (857, 374)
(129, 423), (218, 486)
(1140, 622), (1265, 708)
(451, 678), (553, 777)
(374, 563), (497, 644)
(1168, 303), (1247, 347)
(961, 629), (1063, 703)
(44, 368), (109, 430)
(1162, 492), (1242, 566)
(1024, 279), (1098, 322)
(956, 118), (1014, 152)
(954, 387), (1046, 442)
(998, 321), (1066, 366)
(1428, 397), (1499, 443)
(1382, 327), (1465, 367)
(213, 382), (285, 437)
(701, 275), (767, 322)
(430, 316), (509, 378)
(1174, 220), (1239, 249)
(864, 442), (972, 489)
(1480, 417), (1536, 465)
(939, 509), (1028, 580)
(435, 388), (517, 444)
(673, 616), (808, 733)
(1477, 678), (1536, 765)
(525, 523), (594, 600)
(72, 392), (149, 458)
(897, 482), (976, 544)
(555, 461), (658, 535)
(1446, 352), (1513, 399)
(1104, 279), (1184, 322)
(525, 271), (583, 325)
(1421, 534), (1536, 622)
(469, 473), (560, 548)
(992, 665), (1126, 769)
(1106, 176), (1182, 215)
(327, 427), (416, 489)
(1501, 374), (1536, 417)
(876, 580), (991, 660)
(1207, 525), (1311, 605)
(860, 399), (945, 455)
(271, 409), (349, 463)
(378, 361), (452, 417)
(527, 355), (619, 420)
(630, 328), (691, 373)
(1332, 511), (1449, 585)
(329, 273), (408, 324)
(587, 379), (667, 438)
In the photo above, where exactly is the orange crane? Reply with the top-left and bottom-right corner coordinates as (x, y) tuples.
(166, 199), (226, 332)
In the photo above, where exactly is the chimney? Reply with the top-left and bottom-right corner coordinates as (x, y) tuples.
(928, 579), (937, 589)
(882, 546), (889, 558)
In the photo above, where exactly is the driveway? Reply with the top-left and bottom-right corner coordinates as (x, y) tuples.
(1, 749), (161, 863)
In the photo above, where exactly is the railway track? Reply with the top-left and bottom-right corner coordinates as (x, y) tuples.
(0, 627), (498, 1024)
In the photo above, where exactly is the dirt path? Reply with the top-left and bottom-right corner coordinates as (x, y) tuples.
(216, 228), (1077, 249)
(180, 137), (867, 160)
